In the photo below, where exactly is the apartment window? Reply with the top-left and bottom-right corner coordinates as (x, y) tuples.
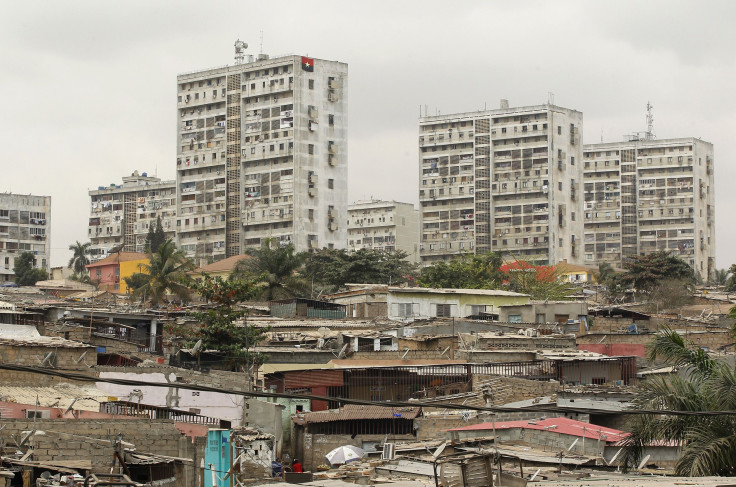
(328, 179), (334, 189)
(308, 144), (314, 155)
(328, 114), (334, 125)
(435, 304), (452, 317)
(308, 79), (314, 89)
(397, 303), (414, 318)
(308, 209), (314, 220)
(557, 126), (562, 135)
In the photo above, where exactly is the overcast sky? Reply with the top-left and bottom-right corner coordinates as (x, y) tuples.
(1, 0), (734, 269)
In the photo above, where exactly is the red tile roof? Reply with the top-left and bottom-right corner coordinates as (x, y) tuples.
(446, 416), (628, 442)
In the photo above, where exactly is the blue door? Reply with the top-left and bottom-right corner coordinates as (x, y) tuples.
(204, 430), (231, 487)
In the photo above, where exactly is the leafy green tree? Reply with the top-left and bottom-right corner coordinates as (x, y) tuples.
(230, 238), (309, 300)
(183, 274), (267, 370)
(620, 327), (736, 476)
(418, 252), (505, 289)
(14, 251), (47, 285)
(622, 251), (695, 291)
(131, 239), (195, 305)
(725, 264), (736, 292)
(67, 241), (91, 275)
(304, 248), (418, 291)
(123, 272), (150, 293)
(145, 216), (167, 253)
(712, 268), (730, 287)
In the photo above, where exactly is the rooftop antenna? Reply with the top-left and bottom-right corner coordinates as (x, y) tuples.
(259, 31), (264, 54)
(547, 92), (555, 105)
(645, 102), (655, 140)
(234, 39), (248, 65)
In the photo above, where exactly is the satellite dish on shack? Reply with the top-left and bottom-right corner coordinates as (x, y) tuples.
(190, 339), (203, 357)
(317, 327), (331, 338)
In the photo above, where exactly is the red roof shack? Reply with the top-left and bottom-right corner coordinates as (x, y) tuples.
(447, 417), (628, 456)
(86, 252), (147, 293)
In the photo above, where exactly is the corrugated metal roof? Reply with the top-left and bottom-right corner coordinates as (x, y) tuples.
(0, 334), (91, 348)
(388, 287), (528, 297)
(447, 417), (628, 442)
(303, 404), (421, 423)
(0, 383), (110, 411)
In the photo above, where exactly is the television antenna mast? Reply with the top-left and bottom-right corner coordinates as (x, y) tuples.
(645, 101), (655, 140)
(234, 39), (248, 65)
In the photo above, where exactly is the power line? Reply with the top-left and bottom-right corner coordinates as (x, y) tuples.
(3, 364), (736, 417)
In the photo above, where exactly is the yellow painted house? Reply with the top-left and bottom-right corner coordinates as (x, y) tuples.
(555, 262), (597, 284)
(119, 257), (150, 295)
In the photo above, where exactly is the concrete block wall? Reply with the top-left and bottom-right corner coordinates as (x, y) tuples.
(0, 343), (96, 370)
(95, 365), (252, 392)
(301, 433), (414, 471)
(472, 375), (559, 405)
(42, 325), (142, 356)
(0, 419), (193, 473)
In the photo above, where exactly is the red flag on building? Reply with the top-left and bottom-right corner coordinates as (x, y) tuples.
(301, 56), (314, 72)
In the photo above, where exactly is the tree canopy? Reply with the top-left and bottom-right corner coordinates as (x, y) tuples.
(621, 251), (695, 291)
(145, 216), (167, 253)
(128, 239), (194, 305)
(417, 252), (505, 289)
(620, 327), (736, 476)
(417, 252), (575, 300)
(182, 274), (267, 370)
(14, 251), (47, 286)
(304, 248), (418, 291)
(67, 241), (91, 275)
(230, 239), (309, 300)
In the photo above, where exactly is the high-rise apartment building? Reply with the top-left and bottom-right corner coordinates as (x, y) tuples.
(0, 193), (51, 282)
(88, 171), (176, 261)
(347, 200), (420, 262)
(176, 51), (348, 262)
(583, 137), (715, 279)
(418, 102), (584, 266)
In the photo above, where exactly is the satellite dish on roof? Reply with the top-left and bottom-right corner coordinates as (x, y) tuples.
(190, 339), (203, 357)
(318, 327), (331, 338)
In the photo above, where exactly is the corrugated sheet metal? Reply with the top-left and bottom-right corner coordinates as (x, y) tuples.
(304, 404), (421, 423)
(284, 369), (344, 389)
(0, 384), (110, 411)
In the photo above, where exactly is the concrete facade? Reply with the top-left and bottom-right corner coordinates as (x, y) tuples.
(583, 137), (715, 279)
(497, 301), (588, 324)
(176, 53), (348, 262)
(387, 287), (530, 321)
(347, 200), (420, 262)
(418, 102), (584, 266)
(0, 193), (51, 283)
(88, 171), (176, 261)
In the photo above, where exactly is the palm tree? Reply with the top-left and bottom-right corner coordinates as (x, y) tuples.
(620, 327), (736, 476)
(68, 241), (91, 275)
(230, 238), (309, 300)
(131, 239), (194, 305)
(713, 268), (730, 287)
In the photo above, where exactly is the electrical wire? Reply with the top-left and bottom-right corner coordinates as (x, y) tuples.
(3, 363), (736, 417)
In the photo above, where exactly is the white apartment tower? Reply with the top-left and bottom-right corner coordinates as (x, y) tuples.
(0, 193), (51, 283)
(88, 171), (177, 261)
(176, 50), (348, 261)
(347, 200), (420, 262)
(583, 137), (715, 279)
(418, 102), (584, 266)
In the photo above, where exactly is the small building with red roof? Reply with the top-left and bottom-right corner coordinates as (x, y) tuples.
(86, 252), (147, 293)
(447, 416), (628, 457)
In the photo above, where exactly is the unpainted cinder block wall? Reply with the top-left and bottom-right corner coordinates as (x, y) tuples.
(0, 419), (194, 473)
